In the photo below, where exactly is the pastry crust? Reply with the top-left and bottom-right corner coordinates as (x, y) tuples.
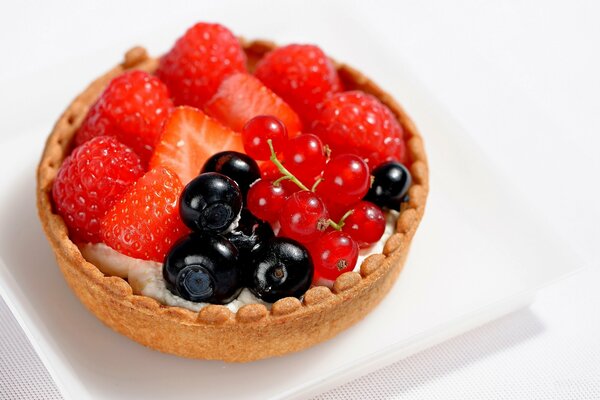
(36, 41), (429, 362)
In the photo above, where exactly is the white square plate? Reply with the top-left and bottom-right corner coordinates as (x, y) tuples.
(0, 15), (582, 400)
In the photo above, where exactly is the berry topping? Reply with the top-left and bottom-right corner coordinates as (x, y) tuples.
(163, 233), (242, 304)
(254, 44), (342, 124)
(246, 179), (290, 223)
(179, 172), (243, 234)
(201, 151), (260, 198)
(342, 201), (386, 248)
(365, 161), (412, 210)
(205, 73), (302, 136)
(311, 231), (358, 281)
(282, 133), (327, 185)
(100, 166), (188, 262)
(156, 23), (247, 108)
(311, 91), (406, 167)
(249, 237), (313, 303)
(242, 115), (288, 160)
(52, 136), (144, 243)
(75, 70), (173, 165)
(278, 191), (329, 244)
(149, 106), (244, 186)
(225, 209), (274, 262)
(317, 154), (370, 207)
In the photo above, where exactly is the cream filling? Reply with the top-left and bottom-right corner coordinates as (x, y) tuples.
(78, 211), (396, 312)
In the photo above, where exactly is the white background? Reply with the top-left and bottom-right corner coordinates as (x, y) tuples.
(1, 1), (599, 399)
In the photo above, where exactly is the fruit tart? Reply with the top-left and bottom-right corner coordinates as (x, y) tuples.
(37, 22), (429, 362)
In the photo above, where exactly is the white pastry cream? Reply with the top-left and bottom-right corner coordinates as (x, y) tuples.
(78, 211), (397, 313)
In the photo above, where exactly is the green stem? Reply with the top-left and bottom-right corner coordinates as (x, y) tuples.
(328, 208), (355, 230)
(266, 139), (354, 232)
(267, 139), (310, 191)
(311, 177), (323, 192)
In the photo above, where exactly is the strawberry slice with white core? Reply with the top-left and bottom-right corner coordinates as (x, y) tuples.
(149, 106), (244, 186)
(205, 73), (302, 137)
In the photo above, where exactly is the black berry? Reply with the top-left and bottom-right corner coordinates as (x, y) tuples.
(201, 151), (260, 197)
(180, 172), (243, 233)
(249, 237), (313, 303)
(365, 161), (412, 210)
(163, 233), (242, 304)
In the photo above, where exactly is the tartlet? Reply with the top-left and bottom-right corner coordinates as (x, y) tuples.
(37, 41), (429, 362)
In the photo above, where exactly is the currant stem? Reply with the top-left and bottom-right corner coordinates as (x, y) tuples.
(311, 177), (323, 192)
(266, 139), (354, 232)
(267, 139), (310, 191)
(328, 208), (355, 230)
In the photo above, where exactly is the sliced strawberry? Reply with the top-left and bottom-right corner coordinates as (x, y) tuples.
(205, 73), (302, 136)
(100, 166), (188, 262)
(149, 106), (244, 186)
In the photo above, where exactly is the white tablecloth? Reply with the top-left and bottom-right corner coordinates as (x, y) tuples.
(1, 1), (599, 399)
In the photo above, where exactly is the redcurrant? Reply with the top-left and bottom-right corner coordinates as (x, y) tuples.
(278, 191), (329, 243)
(343, 201), (386, 248)
(242, 115), (288, 160)
(311, 231), (358, 281)
(247, 179), (290, 223)
(317, 154), (370, 207)
(283, 133), (326, 185)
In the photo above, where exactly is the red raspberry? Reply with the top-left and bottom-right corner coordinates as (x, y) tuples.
(311, 91), (407, 167)
(100, 166), (188, 262)
(75, 70), (173, 165)
(254, 44), (342, 124)
(52, 136), (144, 243)
(156, 23), (247, 108)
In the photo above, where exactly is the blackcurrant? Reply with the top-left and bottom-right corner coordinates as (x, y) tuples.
(201, 151), (260, 197)
(163, 233), (242, 304)
(249, 237), (313, 303)
(365, 161), (412, 210)
(180, 172), (243, 233)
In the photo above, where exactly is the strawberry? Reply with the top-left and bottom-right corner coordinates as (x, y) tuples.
(156, 23), (247, 108)
(205, 73), (302, 136)
(149, 106), (244, 186)
(100, 166), (188, 262)
(75, 70), (174, 165)
(52, 136), (144, 243)
(254, 44), (342, 125)
(311, 91), (407, 167)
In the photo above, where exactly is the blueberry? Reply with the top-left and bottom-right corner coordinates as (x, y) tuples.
(180, 172), (243, 233)
(163, 233), (242, 304)
(201, 151), (260, 197)
(249, 237), (313, 303)
(226, 209), (274, 260)
(365, 161), (412, 210)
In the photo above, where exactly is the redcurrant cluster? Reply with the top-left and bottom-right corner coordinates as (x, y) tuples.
(244, 115), (387, 283)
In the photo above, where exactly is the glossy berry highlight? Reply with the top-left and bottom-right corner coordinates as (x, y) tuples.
(180, 172), (243, 233)
(343, 201), (386, 247)
(365, 161), (412, 210)
(247, 179), (290, 223)
(311, 231), (358, 281)
(242, 115), (288, 160)
(278, 191), (329, 244)
(317, 154), (370, 207)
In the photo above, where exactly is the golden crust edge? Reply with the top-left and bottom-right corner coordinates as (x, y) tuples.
(36, 41), (429, 361)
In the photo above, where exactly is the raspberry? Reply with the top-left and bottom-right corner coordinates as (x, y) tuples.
(52, 136), (144, 243)
(75, 70), (173, 165)
(254, 44), (342, 124)
(100, 166), (188, 262)
(311, 91), (407, 167)
(156, 23), (247, 108)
